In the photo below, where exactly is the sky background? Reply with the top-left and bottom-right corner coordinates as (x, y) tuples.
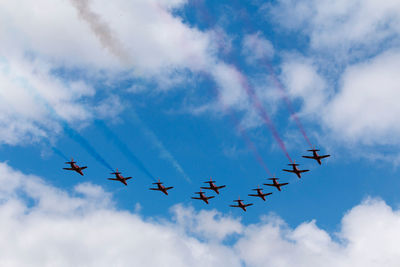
(1, 0), (400, 266)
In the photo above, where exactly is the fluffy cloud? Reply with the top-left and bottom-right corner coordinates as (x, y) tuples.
(0, 0), (249, 145)
(0, 162), (400, 266)
(242, 32), (274, 64)
(268, 0), (400, 54)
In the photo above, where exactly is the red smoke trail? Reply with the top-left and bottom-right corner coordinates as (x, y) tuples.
(230, 0), (313, 148)
(237, 72), (293, 163)
(190, 1), (293, 164)
(229, 113), (273, 176)
(262, 61), (313, 148)
(208, 73), (273, 176)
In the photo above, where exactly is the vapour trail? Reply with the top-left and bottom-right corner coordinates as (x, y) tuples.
(231, 0), (313, 148)
(130, 112), (191, 183)
(50, 145), (70, 161)
(191, 1), (284, 171)
(95, 120), (157, 182)
(207, 72), (273, 176)
(62, 122), (114, 171)
(229, 112), (273, 176)
(238, 73), (293, 163)
(21, 81), (114, 172)
(69, 0), (130, 64)
(262, 61), (313, 148)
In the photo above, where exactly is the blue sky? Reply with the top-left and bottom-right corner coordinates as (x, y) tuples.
(1, 0), (400, 265)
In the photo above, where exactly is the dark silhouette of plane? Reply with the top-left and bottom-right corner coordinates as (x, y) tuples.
(283, 161), (309, 178)
(201, 178), (226, 194)
(63, 158), (87, 176)
(248, 186), (272, 201)
(149, 180), (173, 195)
(230, 198), (253, 212)
(107, 169), (132, 186)
(191, 190), (214, 204)
(264, 176), (289, 191)
(302, 149), (330, 165)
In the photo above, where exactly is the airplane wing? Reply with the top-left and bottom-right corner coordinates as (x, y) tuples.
(165, 187), (173, 190)
(320, 155), (330, 159)
(229, 205), (239, 207)
(191, 197), (201, 200)
(206, 196), (215, 200)
(264, 183), (275, 187)
(264, 192), (273, 196)
(248, 194), (259, 197)
(149, 188), (159, 191)
(107, 178), (119, 181)
(63, 168), (74, 170)
(299, 170), (309, 173)
(200, 187), (211, 190)
(279, 183), (289, 186)
(125, 177), (133, 180)
(217, 185), (226, 189)
(282, 169), (295, 173)
(80, 166), (88, 170)
(244, 203), (253, 207)
(302, 156), (314, 159)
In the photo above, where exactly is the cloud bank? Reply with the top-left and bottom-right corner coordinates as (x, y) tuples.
(0, 162), (399, 266)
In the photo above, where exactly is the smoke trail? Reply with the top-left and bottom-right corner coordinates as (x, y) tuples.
(62, 122), (114, 171)
(229, 113), (273, 176)
(69, 0), (130, 64)
(20, 80), (114, 172)
(130, 112), (191, 183)
(208, 72), (273, 176)
(230, 0), (313, 148)
(238, 73), (293, 163)
(51, 145), (70, 161)
(262, 61), (313, 148)
(95, 120), (156, 182)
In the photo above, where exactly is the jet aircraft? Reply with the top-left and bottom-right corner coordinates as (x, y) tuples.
(283, 161), (309, 178)
(302, 149), (330, 165)
(63, 158), (87, 176)
(107, 169), (132, 186)
(149, 180), (173, 195)
(264, 176), (289, 191)
(230, 198), (253, 212)
(191, 190), (214, 204)
(248, 186), (272, 201)
(201, 178), (226, 194)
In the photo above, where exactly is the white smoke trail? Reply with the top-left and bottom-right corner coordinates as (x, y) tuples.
(131, 112), (192, 183)
(69, 0), (130, 64)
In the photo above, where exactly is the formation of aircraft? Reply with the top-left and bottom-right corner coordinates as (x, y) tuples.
(63, 158), (87, 176)
(150, 180), (173, 195)
(283, 161), (309, 178)
(302, 149), (330, 165)
(264, 176), (289, 191)
(61, 147), (330, 212)
(107, 169), (132, 186)
(248, 186), (272, 201)
(191, 190), (214, 204)
(230, 198), (253, 212)
(201, 178), (226, 194)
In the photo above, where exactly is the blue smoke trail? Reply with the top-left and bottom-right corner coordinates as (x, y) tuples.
(19, 78), (114, 172)
(62, 122), (114, 172)
(95, 120), (156, 182)
(51, 146), (70, 161)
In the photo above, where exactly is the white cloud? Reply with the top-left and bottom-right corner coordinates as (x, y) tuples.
(242, 32), (274, 64)
(325, 49), (400, 145)
(0, 0), (251, 145)
(268, 0), (400, 54)
(1, 162), (400, 266)
(280, 56), (328, 116)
